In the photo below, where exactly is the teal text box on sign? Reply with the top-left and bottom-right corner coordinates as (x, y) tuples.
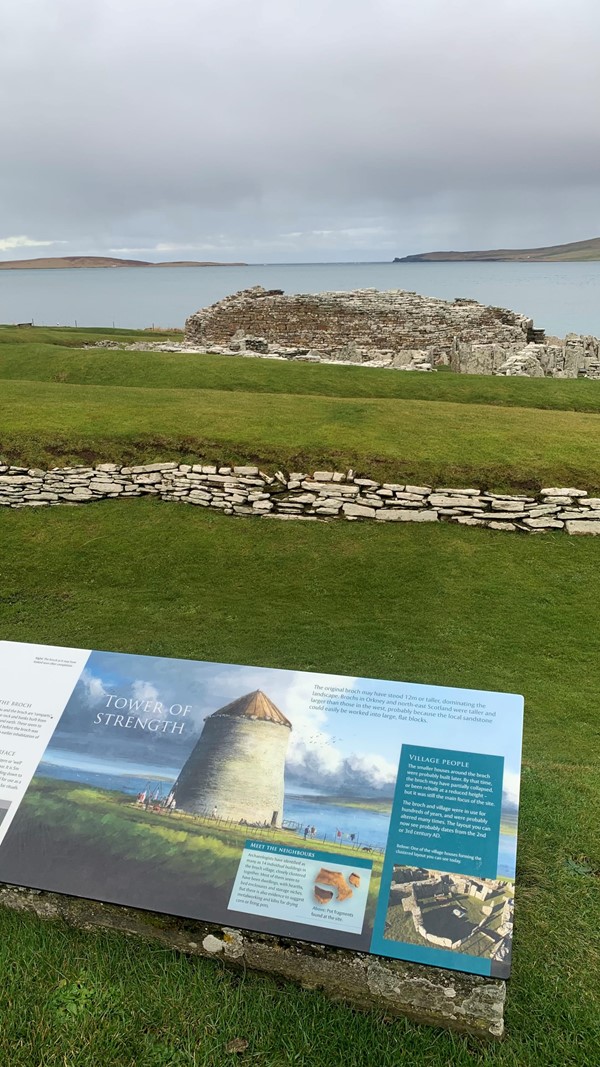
(390, 745), (504, 878)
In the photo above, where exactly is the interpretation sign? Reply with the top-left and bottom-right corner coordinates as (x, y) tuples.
(0, 641), (523, 977)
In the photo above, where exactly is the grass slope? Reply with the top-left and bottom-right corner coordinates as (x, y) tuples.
(1, 500), (598, 763)
(3, 326), (600, 488)
(0, 501), (599, 1064)
(6, 344), (600, 412)
(5, 328), (600, 414)
(4, 376), (600, 489)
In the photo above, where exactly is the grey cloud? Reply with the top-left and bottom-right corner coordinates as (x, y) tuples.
(286, 744), (397, 798)
(1, 0), (599, 261)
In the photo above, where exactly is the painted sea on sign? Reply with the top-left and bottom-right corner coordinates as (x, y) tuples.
(38, 763), (517, 872)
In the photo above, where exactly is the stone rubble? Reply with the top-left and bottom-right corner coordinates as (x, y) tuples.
(2, 462), (600, 534)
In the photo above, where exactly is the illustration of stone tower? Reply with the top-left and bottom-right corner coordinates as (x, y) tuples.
(173, 690), (292, 826)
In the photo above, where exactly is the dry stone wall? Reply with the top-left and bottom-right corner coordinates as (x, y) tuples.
(2, 462), (600, 534)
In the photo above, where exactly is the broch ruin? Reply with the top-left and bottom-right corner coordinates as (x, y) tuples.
(179, 286), (600, 378)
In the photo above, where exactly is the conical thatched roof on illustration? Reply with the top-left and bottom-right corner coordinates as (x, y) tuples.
(208, 689), (292, 729)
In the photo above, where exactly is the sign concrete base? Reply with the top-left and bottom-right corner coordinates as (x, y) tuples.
(0, 883), (505, 1039)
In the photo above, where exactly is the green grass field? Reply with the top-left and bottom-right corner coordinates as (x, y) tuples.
(4, 324), (600, 488)
(1, 502), (599, 1064)
(5, 328), (600, 413)
(0, 326), (599, 1065)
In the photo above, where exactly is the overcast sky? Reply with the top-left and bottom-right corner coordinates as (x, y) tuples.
(1, 0), (599, 263)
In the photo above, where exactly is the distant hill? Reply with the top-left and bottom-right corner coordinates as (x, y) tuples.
(0, 256), (248, 270)
(394, 237), (600, 263)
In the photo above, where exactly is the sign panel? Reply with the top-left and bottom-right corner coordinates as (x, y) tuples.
(0, 641), (523, 977)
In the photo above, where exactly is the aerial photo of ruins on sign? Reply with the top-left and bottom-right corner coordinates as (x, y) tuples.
(384, 866), (514, 971)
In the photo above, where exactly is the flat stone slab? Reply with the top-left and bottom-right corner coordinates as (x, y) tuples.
(565, 520), (600, 535)
(0, 883), (505, 1039)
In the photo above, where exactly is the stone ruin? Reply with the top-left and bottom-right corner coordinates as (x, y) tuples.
(182, 286), (600, 378)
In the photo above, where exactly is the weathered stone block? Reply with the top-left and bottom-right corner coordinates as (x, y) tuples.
(376, 509), (438, 522)
(522, 518), (564, 529)
(523, 505), (560, 517)
(342, 503), (376, 518)
(122, 463), (178, 474)
(315, 498), (343, 510)
(557, 510), (600, 521)
(491, 500), (524, 511)
(429, 496), (484, 508)
(89, 481), (124, 494)
(302, 482), (359, 496)
(479, 511), (527, 520)
(565, 520), (600, 535)
(132, 473), (162, 485)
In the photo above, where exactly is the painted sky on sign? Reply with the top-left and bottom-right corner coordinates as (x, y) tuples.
(43, 650), (522, 803)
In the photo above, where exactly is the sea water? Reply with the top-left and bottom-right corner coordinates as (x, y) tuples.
(1, 261), (599, 337)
